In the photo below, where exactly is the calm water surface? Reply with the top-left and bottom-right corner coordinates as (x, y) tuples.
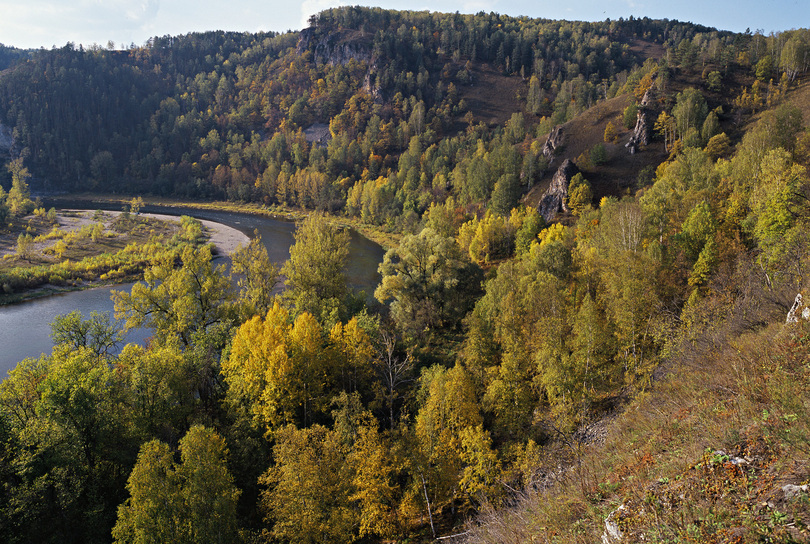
(0, 205), (385, 378)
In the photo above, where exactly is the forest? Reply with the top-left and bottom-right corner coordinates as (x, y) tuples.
(1, 6), (810, 542)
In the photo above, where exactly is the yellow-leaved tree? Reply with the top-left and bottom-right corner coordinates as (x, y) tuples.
(224, 303), (329, 430)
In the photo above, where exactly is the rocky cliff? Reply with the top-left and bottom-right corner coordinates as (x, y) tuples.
(296, 27), (374, 66)
(625, 87), (656, 154)
(538, 159), (579, 222)
(542, 125), (564, 162)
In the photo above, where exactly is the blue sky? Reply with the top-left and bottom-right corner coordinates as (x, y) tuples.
(0, 0), (806, 50)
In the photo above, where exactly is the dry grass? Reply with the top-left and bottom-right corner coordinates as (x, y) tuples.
(457, 62), (527, 129)
(786, 77), (810, 127)
(523, 91), (668, 209)
(463, 311), (810, 544)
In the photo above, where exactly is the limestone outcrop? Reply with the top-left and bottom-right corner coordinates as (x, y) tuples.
(625, 88), (656, 154)
(297, 27), (373, 66)
(542, 125), (564, 161)
(538, 159), (578, 223)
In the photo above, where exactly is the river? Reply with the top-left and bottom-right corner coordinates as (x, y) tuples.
(0, 205), (386, 378)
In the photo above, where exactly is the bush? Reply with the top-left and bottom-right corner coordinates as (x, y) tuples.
(623, 103), (638, 129)
(590, 143), (607, 166)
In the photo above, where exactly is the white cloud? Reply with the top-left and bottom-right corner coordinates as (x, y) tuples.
(300, 0), (349, 28)
(0, 0), (164, 48)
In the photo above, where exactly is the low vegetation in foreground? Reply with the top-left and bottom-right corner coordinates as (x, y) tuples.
(464, 301), (810, 543)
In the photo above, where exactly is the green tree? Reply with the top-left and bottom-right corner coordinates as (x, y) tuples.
(6, 157), (33, 217)
(705, 132), (731, 160)
(514, 208), (545, 255)
(604, 120), (619, 143)
(701, 110), (720, 142)
(348, 417), (400, 539)
(569, 293), (613, 396)
(224, 303), (348, 430)
(116, 341), (196, 439)
(755, 54), (773, 81)
(671, 87), (708, 143)
(230, 233), (279, 319)
(261, 424), (355, 544)
(748, 148), (810, 275)
(780, 36), (806, 82)
(113, 244), (233, 347)
(622, 103), (638, 129)
(90, 151), (116, 187)
(129, 196), (144, 215)
(375, 228), (483, 341)
(113, 425), (240, 544)
(678, 200), (716, 262)
(567, 172), (593, 215)
(15, 233), (33, 260)
(282, 213), (350, 321)
(0, 346), (135, 543)
(50, 310), (122, 358)
(413, 364), (488, 515)
(112, 439), (179, 543)
(489, 172), (521, 216)
(526, 75), (543, 115)
(688, 235), (718, 289)
(706, 70), (722, 92)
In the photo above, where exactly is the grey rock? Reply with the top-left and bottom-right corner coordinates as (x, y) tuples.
(542, 125), (564, 160)
(782, 484), (809, 500)
(625, 110), (651, 154)
(303, 123), (332, 148)
(626, 86), (656, 154)
(786, 293), (807, 323)
(537, 159), (578, 223)
(297, 27), (373, 66)
(601, 505), (625, 544)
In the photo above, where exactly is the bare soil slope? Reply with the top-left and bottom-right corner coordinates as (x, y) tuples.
(456, 62), (526, 128)
(524, 93), (669, 209)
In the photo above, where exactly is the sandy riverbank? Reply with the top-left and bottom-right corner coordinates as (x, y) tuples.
(0, 210), (249, 259)
(135, 212), (250, 256)
(49, 210), (251, 257)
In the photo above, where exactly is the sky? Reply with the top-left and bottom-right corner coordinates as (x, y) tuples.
(0, 0), (807, 50)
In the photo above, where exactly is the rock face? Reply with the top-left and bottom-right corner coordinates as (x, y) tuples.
(297, 27), (373, 66)
(601, 505), (625, 544)
(782, 484), (809, 500)
(0, 123), (13, 156)
(625, 88), (656, 154)
(625, 110), (651, 154)
(786, 292), (810, 323)
(538, 159), (578, 223)
(296, 26), (380, 101)
(542, 125), (564, 161)
(303, 123), (332, 148)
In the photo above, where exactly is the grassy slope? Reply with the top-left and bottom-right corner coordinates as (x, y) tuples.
(457, 62), (527, 129)
(523, 92), (668, 209)
(462, 74), (810, 544)
(465, 319), (810, 543)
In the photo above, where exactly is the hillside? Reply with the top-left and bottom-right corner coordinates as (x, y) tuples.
(463, 282), (810, 543)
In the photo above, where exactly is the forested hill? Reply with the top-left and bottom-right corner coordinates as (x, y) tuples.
(0, 7), (745, 210)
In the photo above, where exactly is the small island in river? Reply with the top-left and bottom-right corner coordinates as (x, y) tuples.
(0, 204), (249, 304)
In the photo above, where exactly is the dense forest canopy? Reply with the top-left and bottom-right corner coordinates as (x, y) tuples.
(0, 8), (762, 204)
(1, 6), (810, 543)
